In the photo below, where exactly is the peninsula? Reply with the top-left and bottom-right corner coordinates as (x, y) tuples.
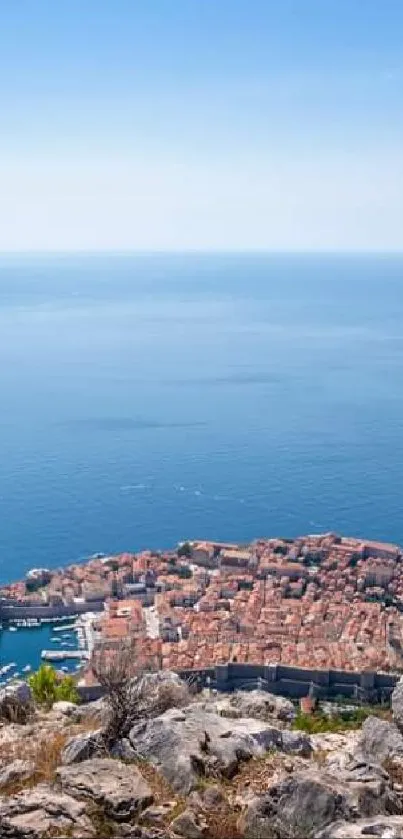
(1, 533), (403, 684)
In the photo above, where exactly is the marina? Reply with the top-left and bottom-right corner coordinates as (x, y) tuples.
(0, 613), (95, 684)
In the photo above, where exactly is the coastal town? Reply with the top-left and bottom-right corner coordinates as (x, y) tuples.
(1, 533), (403, 685)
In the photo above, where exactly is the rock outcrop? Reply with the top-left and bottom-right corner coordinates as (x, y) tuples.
(355, 715), (403, 763)
(0, 783), (95, 838)
(57, 758), (153, 821)
(127, 704), (311, 793)
(62, 729), (104, 765)
(392, 677), (403, 733)
(0, 761), (35, 790)
(202, 689), (295, 724)
(0, 683), (33, 724)
(317, 816), (403, 838)
(241, 764), (403, 839)
(2, 670), (403, 838)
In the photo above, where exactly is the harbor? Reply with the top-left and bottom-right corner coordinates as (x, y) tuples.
(0, 612), (96, 685)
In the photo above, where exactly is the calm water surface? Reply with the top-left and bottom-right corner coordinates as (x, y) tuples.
(0, 253), (402, 584)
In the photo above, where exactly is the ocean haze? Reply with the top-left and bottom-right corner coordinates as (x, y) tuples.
(0, 252), (402, 583)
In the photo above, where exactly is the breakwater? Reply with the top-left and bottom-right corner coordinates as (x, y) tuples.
(77, 661), (401, 704)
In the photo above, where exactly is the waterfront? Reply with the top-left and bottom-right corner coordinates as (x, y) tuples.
(0, 620), (81, 684)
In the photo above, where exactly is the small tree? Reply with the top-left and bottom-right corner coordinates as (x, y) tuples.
(178, 541), (192, 558)
(28, 664), (79, 708)
(91, 640), (192, 749)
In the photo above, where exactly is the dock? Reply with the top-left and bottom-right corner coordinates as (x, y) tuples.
(41, 650), (89, 662)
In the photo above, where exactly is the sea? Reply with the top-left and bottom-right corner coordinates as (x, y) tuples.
(0, 252), (403, 672)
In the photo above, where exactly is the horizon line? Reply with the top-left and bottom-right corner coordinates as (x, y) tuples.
(0, 248), (403, 257)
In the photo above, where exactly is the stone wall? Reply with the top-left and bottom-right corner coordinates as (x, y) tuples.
(0, 600), (105, 620)
(77, 661), (400, 704)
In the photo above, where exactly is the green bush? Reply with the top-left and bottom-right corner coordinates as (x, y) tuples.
(177, 541), (192, 558)
(292, 709), (370, 734)
(28, 664), (79, 708)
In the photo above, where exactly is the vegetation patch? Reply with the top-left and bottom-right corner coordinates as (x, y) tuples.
(28, 664), (79, 708)
(0, 731), (68, 795)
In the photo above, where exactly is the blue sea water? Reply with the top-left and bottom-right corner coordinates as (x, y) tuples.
(0, 252), (403, 587)
(0, 622), (79, 682)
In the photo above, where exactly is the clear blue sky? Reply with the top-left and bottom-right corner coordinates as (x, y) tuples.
(0, 0), (402, 251)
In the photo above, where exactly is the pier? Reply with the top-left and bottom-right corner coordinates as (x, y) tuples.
(41, 650), (89, 662)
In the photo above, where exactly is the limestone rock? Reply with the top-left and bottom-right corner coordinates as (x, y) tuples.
(229, 690), (295, 723)
(392, 678), (403, 734)
(52, 700), (78, 716)
(200, 783), (227, 808)
(0, 761), (35, 789)
(241, 766), (403, 839)
(69, 696), (111, 726)
(57, 757), (153, 821)
(0, 682), (33, 723)
(61, 729), (103, 764)
(170, 808), (207, 838)
(316, 816), (403, 838)
(139, 802), (174, 825)
(355, 716), (403, 764)
(128, 705), (311, 793)
(0, 783), (95, 838)
(201, 690), (295, 724)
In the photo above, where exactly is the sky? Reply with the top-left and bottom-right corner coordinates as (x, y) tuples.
(0, 0), (402, 252)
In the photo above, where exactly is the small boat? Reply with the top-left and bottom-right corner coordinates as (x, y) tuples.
(22, 665), (31, 673)
(9, 626), (17, 632)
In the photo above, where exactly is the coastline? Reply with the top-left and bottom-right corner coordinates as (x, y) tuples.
(2, 531), (403, 684)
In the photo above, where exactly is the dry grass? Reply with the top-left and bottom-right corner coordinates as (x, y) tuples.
(0, 731), (68, 795)
(223, 752), (286, 798)
(132, 756), (178, 803)
(383, 756), (403, 786)
(311, 748), (330, 767)
(204, 807), (243, 839)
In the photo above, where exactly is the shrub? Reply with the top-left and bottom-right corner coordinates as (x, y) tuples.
(292, 709), (370, 734)
(178, 541), (192, 558)
(91, 640), (193, 748)
(28, 664), (79, 708)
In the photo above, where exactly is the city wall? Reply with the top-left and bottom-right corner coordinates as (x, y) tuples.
(0, 600), (105, 620)
(77, 661), (400, 703)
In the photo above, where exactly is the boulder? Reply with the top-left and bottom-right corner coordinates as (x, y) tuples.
(127, 705), (311, 793)
(170, 808), (207, 838)
(61, 729), (103, 764)
(393, 678), (403, 735)
(186, 784), (227, 814)
(56, 757), (153, 821)
(139, 802), (175, 825)
(325, 751), (390, 785)
(241, 765), (403, 839)
(0, 683), (33, 723)
(201, 690), (295, 724)
(317, 816), (403, 838)
(355, 716), (403, 763)
(229, 690), (295, 723)
(0, 761), (35, 790)
(0, 783), (95, 838)
(52, 700), (78, 716)
(69, 696), (110, 727)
